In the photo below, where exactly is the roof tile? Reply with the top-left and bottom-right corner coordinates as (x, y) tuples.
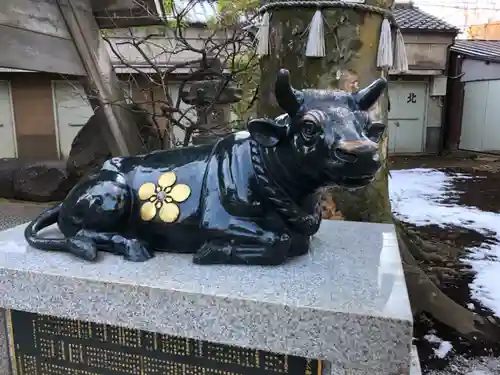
(393, 2), (459, 33)
(450, 40), (500, 63)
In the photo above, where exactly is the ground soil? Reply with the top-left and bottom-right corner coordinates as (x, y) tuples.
(390, 153), (500, 374)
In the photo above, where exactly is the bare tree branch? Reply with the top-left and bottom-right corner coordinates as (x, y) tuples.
(66, 0), (260, 149)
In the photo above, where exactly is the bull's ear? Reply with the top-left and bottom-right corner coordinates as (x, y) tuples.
(353, 77), (387, 111)
(247, 118), (288, 147)
(366, 121), (386, 143)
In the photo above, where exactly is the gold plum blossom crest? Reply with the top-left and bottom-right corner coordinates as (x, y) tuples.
(138, 172), (191, 223)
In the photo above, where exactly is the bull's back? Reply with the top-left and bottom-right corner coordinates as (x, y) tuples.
(102, 144), (213, 251)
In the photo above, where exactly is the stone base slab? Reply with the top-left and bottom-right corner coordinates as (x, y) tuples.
(0, 220), (413, 374)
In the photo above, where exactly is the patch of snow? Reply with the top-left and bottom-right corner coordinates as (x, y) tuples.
(467, 256), (500, 317)
(434, 341), (454, 359)
(424, 333), (443, 344)
(389, 169), (493, 230)
(423, 332), (454, 359)
(467, 303), (475, 310)
(389, 168), (500, 317)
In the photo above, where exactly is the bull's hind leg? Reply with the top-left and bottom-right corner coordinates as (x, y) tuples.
(194, 215), (291, 265)
(70, 230), (153, 262)
(58, 171), (153, 262)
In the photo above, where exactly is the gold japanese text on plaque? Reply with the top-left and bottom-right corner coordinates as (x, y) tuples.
(8, 310), (323, 375)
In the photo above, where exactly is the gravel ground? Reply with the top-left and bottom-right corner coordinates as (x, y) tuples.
(0, 201), (51, 230)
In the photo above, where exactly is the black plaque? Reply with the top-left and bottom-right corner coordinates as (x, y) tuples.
(8, 309), (322, 375)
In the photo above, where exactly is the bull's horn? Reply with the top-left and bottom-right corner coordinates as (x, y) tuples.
(275, 69), (301, 116)
(353, 77), (388, 111)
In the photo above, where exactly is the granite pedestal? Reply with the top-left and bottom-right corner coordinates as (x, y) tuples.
(0, 220), (417, 375)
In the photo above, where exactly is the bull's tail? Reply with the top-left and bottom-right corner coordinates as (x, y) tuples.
(24, 204), (65, 250)
(24, 204), (97, 261)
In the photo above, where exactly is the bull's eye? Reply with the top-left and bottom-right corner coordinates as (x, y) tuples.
(301, 121), (316, 140)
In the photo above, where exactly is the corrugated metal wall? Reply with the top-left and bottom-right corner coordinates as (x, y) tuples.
(460, 80), (500, 152)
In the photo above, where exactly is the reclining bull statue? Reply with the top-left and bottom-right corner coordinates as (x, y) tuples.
(25, 69), (387, 266)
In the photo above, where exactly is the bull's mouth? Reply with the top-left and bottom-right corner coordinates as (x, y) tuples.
(323, 165), (376, 188)
(323, 159), (379, 188)
(334, 175), (376, 188)
(340, 175), (375, 187)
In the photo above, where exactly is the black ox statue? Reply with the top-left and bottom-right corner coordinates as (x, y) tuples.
(25, 69), (387, 265)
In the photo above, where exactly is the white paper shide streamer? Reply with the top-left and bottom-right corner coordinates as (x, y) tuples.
(256, 11), (270, 57)
(305, 9), (326, 57)
(256, 2), (409, 66)
(393, 28), (408, 73)
(377, 18), (393, 69)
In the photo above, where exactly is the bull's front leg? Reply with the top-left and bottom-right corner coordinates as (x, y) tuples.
(195, 210), (291, 266)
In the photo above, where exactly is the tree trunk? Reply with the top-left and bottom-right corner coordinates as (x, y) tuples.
(257, 0), (500, 342)
(258, 0), (393, 222)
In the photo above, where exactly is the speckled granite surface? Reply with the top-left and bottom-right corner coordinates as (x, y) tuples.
(0, 309), (11, 375)
(411, 346), (422, 375)
(0, 220), (413, 375)
(0, 202), (48, 375)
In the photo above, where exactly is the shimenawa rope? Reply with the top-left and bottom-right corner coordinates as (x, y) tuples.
(250, 139), (323, 236)
(255, 0), (408, 73)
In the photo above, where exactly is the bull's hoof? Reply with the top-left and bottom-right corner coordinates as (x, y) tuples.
(288, 233), (309, 257)
(118, 238), (154, 262)
(193, 233), (291, 265)
(193, 241), (232, 265)
(67, 237), (98, 261)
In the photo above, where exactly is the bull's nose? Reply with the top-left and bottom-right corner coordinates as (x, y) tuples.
(336, 140), (378, 164)
(338, 139), (378, 152)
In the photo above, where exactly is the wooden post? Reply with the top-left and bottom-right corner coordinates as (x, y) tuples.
(0, 0), (163, 75)
(0, 0), (85, 75)
(56, 0), (145, 156)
